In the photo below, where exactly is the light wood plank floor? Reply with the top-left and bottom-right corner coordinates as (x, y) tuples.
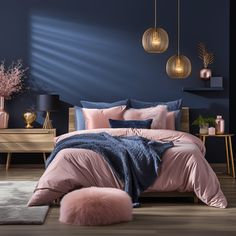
(0, 166), (236, 236)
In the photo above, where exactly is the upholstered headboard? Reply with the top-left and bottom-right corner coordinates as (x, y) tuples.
(68, 107), (190, 133)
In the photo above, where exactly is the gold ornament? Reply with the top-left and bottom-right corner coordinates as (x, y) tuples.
(23, 111), (37, 128)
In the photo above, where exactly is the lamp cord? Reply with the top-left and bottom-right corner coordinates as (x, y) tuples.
(154, 0), (157, 28)
(177, 0), (180, 56)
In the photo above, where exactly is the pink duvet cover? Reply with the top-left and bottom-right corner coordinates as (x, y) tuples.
(28, 128), (227, 208)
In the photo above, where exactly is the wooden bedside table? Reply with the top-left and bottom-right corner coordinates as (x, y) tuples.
(0, 129), (56, 171)
(198, 134), (235, 178)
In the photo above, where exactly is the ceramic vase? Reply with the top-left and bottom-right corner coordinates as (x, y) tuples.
(0, 96), (9, 128)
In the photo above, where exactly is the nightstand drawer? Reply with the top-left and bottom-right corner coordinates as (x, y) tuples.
(0, 142), (54, 152)
(0, 129), (56, 171)
(0, 133), (55, 143)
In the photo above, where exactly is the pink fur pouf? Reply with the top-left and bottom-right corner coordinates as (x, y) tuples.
(59, 187), (133, 226)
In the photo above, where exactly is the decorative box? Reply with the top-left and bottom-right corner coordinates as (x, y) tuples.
(210, 77), (223, 88)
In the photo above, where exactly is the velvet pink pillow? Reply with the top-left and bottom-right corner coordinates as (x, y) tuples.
(82, 105), (126, 129)
(166, 111), (176, 130)
(124, 105), (167, 129)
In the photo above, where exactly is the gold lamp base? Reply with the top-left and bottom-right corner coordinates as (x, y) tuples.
(43, 111), (53, 129)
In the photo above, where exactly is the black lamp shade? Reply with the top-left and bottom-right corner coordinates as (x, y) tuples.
(36, 94), (59, 111)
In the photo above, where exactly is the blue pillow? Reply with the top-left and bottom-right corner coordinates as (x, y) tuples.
(109, 119), (153, 129)
(81, 99), (129, 109)
(74, 106), (85, 130)
(129, 99), (182, 130)
(173, 109), (182, 131)
(129, 99), (182, 111)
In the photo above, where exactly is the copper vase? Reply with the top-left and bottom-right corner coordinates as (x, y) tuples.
(200, 68), (212, 80)
(0, 96), (9, 128)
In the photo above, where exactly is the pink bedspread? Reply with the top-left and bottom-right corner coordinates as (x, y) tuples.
(28, 128), (227, 208)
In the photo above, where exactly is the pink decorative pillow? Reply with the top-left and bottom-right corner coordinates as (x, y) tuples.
(59, 187), (133, 225)
(124, 105), (167, 129)
(166, 111), (176, 130)
(82, 106), (126, 129)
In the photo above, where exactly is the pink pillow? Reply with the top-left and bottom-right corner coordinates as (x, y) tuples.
(59, 187), (133, 225)
(82, 105), (126, 129)
(124, 105), (167, 129)
(166, 111), (176, 130)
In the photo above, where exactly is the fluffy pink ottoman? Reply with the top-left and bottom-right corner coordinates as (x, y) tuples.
(59, 187), (133, 226)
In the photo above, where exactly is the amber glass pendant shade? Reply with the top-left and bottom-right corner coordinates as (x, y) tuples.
(166, 0), (191, 79)
(166, 55), (191, 79)
(142, 27), (169, 53)
(142, 0), (169, 53)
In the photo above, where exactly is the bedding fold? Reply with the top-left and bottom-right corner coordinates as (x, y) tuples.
(45, 132), (173, 203)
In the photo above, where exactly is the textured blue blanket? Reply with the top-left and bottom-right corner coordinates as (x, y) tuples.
(45, 132), (173, 203)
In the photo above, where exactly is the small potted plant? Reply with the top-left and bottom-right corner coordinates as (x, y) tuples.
(192, 115), (215, 134)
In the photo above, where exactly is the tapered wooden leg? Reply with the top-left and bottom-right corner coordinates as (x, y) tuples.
(202, 136), (206, 145)
(6, 153), (12, 171)
(225, 136), (230, 174)
(43, 153), (47, 163)
(228, 136), (235, 178)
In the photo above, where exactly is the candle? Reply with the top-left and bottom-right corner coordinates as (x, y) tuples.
(208, 127), (215, 135)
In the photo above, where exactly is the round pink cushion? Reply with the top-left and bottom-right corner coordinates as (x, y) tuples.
(59, 187), (133, 225)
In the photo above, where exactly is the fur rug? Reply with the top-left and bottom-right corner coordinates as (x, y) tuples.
(0, 181), (49, 225)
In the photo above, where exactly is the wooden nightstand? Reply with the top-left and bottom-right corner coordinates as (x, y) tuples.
(198, 134), (235, 178)
(0, 129), (56, 171)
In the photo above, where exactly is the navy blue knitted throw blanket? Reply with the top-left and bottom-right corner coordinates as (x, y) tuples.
(46, 132), (174, 203)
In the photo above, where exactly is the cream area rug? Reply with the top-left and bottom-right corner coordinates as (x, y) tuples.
(0, 181), (49, 225)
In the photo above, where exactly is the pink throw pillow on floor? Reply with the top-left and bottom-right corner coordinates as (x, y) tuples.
(59, 187), (133, 226)
(82, 106), (126, 129)
(124, 105), (168, 129)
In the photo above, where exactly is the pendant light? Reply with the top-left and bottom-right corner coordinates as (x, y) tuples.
(166, 0), (191, 79)
(142, 0), (169, 53)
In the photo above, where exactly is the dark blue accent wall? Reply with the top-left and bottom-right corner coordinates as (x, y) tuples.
(0, 0), (230, 164)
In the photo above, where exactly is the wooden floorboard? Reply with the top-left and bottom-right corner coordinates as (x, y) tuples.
(0, 166), (236, 236)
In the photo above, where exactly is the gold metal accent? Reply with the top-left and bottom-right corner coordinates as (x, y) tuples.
(43, 111), (53, 129)
(225, 136), (230, 174)
(198, 42), (214, 69)
(166, 0), (191, 79)
(23, 111), (37, 128)
(166, 55), (192, 79)
(142, 0), (169, 53)
(198, 134), (235, 178)
(228, 136), (235, 178)
(142, 28), (169, 53)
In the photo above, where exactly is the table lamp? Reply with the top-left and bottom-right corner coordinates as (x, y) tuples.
(36, 94), (59, 129)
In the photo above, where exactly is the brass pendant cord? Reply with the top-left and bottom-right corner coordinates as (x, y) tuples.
(154, 0), (157, 28)
(177, 0), (180, 56)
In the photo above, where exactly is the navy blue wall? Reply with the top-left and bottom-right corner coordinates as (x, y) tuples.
(0, 0), (230, 164)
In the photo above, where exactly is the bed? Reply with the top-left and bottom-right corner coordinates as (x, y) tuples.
(28, 104), (227, 208)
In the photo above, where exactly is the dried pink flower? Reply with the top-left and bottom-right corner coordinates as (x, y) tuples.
(0, 60), (27, 99)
